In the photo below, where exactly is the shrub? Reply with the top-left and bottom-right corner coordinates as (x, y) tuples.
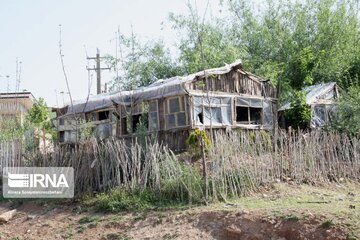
(331, 85), (360, 136)
(84, 188), (157, 212)
(284, 91), (311, 129)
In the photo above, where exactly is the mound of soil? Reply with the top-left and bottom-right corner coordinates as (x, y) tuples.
(0, 202), (351, 240)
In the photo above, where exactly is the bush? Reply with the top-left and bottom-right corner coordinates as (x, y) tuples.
(284, 91), (311, 129)
(83, 176), (203, 213)
(331, 85), (360, 136)
(84, 188), (157, 212)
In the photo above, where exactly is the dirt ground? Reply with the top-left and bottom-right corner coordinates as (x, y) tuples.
(0, 182), (359, 240)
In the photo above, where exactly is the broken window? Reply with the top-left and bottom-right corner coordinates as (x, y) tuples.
(165, 96), (187, 129)
(119, 101), (158, 135)
(59, 131), (65, 142)
(132, 113), (148, 132)
(236, 106), (262, 124)
(98, 111), (110, 121)
(197, 111), (204, 124)
(236, 97), (263, 125)
(250, 108), (262, 124)
(193, 96), (231, 126)
(121, 117), (128, 135)
(236, 106), (249, 123)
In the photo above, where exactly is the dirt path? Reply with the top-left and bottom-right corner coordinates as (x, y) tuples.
(0, 183), (359, 240)
(0, 204), (351, 240)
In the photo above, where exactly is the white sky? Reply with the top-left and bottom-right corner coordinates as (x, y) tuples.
(0, 0), (224, 107)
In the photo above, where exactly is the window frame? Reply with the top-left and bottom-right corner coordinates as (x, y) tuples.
(164, 96), (188, 130)
(235, 97), (263, 125)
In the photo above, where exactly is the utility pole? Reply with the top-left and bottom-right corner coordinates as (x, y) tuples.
(86, 48), (110, 94)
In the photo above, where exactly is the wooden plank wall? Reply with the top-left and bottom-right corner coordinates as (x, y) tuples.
(187, 69), (276, 98)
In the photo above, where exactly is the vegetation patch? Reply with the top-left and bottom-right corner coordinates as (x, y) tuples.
(321, 219), (336, 229)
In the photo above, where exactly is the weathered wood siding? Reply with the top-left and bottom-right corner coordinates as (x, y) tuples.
(186, 69), (276, 98)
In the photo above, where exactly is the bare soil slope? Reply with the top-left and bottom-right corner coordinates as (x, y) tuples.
(0, 182), (359, 240)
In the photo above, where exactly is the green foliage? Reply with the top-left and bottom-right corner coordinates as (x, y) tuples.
(82, 152), (204, 212)
(0, 117), (25, 141)
(78, 216), (101, 224)
(331, 86), (360, 136)
(169, 12), (245, 74)
(284, 91), (312, 129)
(100, 0), (360, 135)
(106, 36), (183, 91)
(25, 98), (54, 150)
(133, 102), (151, 148)
(286, 47), (317, 90)
(84, 188), (156, 212)
(78, 119), (94, 141)
(281, 214), (300, 221)
(26, 98), (50, 127)
(83, 185), (195, 213)
(321, 219), (335, 228)
(103, 0), (360, 109)
(159, 159), (203, 203)
(186, 129), (211, 157)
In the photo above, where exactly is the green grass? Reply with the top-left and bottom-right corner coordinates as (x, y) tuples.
(78, 216), (101, 224)
(282, 214), (300, 221)
(104, 233), (132, 240)
(321, 219), (335, 228)
(76, 225), (86, 233)
(205, 182), (360, 235)
(82, 187), (194, 213)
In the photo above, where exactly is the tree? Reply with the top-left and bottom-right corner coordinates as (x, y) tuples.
(0, 117), (25, 141)
(331, 85), (360, 136)
(107, 34), (183, 91)
(26, 98), (54, 151)
(169, 12), (245, 74)
(226, 0), (360, 92)
(284, 91), (312, 129)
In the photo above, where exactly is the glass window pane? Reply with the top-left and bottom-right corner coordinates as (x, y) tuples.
(149, 112), (158, 131)
(204, 107), (222, 125)
(166, 114), (176, 128)
(149, 101), (157, 112)
(177, 112), (187, 126)
(169, 98), (180, 113)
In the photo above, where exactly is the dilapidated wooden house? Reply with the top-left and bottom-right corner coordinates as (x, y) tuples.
(54, 60), (277, 150)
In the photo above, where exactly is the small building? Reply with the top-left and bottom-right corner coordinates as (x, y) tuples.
(55, 60), (277, 151)
(0, 92), (35, 169)
(0, 92), (35, 125)
(279, 82), (339, 129)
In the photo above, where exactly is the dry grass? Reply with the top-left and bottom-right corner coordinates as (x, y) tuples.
(1, 129), (360, 207)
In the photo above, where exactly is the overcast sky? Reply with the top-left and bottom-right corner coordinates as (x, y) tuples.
(0, 0), (223, 107)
